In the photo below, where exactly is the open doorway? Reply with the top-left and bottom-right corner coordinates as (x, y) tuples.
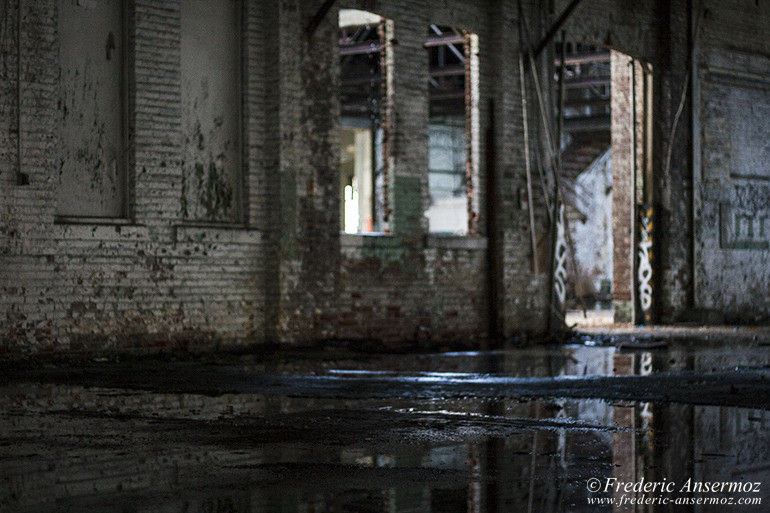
(557, 44), (653, 327)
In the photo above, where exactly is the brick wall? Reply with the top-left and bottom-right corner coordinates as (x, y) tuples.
(334, 234), (488, 344)
(1, 0), (265, 353)
(271, 0), (552, 343)
(691, 1), (770, 323)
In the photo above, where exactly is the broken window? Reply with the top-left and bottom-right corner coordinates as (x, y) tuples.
(426, 25), (479, 235)
(180, 0), (242, 223)
(339, 9), (391, 234)
(56, 0), (126, 219)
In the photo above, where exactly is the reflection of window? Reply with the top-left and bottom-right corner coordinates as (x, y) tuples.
(56, 0), (126, 219)
(339, 9), (391, 233)
(180, 0), (242, 223)
(426, 25), (479, 235)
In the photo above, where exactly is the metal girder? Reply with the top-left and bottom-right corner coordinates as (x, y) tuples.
(564, 76), (610, 88)
(555, 51), (611, 65)
(424, 33), (466, 47)
(532, 0), (585, 57)
(306, 0), (338, 38)
(341, 76), (383, 87)
(341, 65), (464, 86)
(429, 65), (465, 77)
(429, 91), (465, 101)
(563, 114), (611, 131)
(429, 25), (466, 62)
(341, 32), (465, 56)
(339, 42), (383, 56)
(564, 97), (611, 109)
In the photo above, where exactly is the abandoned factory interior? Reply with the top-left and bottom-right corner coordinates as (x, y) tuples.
(1, 0), (769, 511)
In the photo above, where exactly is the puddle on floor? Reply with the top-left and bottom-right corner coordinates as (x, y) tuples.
(1, 342), (768, 512)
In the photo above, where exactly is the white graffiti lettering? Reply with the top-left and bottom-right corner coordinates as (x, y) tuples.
(638, 213), (653, 312)
(554, 204), (568, 307)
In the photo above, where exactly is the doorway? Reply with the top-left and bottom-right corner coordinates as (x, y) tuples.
(557, 44), (653, 327)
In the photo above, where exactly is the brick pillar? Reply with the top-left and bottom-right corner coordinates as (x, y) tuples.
(611, 51), (644, 323)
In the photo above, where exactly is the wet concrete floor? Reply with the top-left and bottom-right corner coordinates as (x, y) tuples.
(1, 334), (769, 512)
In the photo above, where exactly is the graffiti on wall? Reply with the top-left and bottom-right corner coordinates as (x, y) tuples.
(637, 204), (653, 322)
(720, 203), (770, 250)
(553, 203), (568, 309)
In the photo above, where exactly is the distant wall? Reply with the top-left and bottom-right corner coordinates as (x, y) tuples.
(569, 149), (613, 300)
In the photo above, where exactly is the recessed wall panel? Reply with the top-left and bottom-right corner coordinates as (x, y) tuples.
(56, 0), (125, 218)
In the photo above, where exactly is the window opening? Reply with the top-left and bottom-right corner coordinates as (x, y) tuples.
(339, 9), (390, 233)
(426, 25), (478, 235)
(556, 44), (652, 327)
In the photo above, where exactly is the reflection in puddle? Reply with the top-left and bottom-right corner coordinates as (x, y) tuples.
(1, 343), (768, 512)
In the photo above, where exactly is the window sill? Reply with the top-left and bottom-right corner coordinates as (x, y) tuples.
(55, 216), (134, 226)
(53, 221), (148, 241)
(340, 232), (400, 248)
(340, 232), (487, 250)
(174, 221), (249, 230)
